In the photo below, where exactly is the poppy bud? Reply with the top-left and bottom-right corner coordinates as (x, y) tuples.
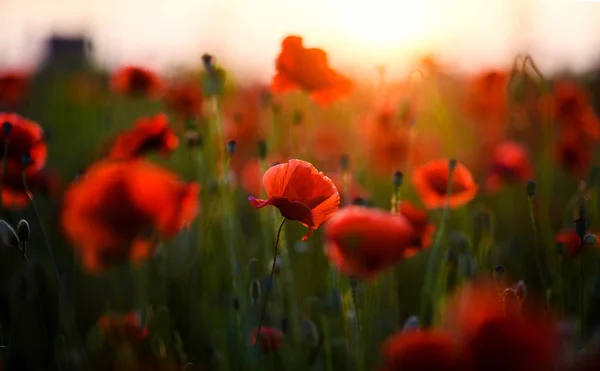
(16, 219), (30, 244)
(293, 110), (303, 125)
(514, 280), (527, 302)
(0, 220), (19, 249)
(402, 315), (420, 332)
(446, 248), (456, 263)
(201, 54), (213, 70)
(575, 218), (588, 241)
(584, 234), (597, 246)
(349, 276), (360, 292)
(449, 231), (469, 253)
(352, 197), (365, 206)
(493, 264), (506, 283)
(250, 279), (261, 306)
(448, 158), (457, 172)
(526, 180), (536, 197)
(227, 140), (236, 155)
(340, 154), (350, 171)
(393, 170), (403, 188)
(184, 130), (202, 148)
(2, 121), (12, 137)
(258, 140), (267, 159)
(232, 297), (240, 311)
(22, 153), (31, 167)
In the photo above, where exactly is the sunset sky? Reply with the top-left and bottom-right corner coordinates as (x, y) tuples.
(1, 0), (600, 81)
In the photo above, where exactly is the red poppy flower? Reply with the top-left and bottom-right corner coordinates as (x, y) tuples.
(485, 141), (533, 192)
(465, 70), (509, 120)
(98, 312), (148, 343)
(109, 113), (179, 160)
(61, 159), (200, 274)
(0, 71), (28, 109)
(0, 113), (47, 175)
(3, 168), (61, 209)
(555, 228), (597, 258)
(412, 159), (478, 209)
(397, 201), (436, 256)
(111, 65), (162, 98)
(324, 206), (432, 279)
(555, 129), (592, 178)
(444, 280), (559, 371)
(272, 36), (353, 106)
(249, 159), (340, 240)
(164, 80), (204, 119)
(251, 327), (284, 353)
(379, 330), (465, 371)
(549, 80), (590, 124)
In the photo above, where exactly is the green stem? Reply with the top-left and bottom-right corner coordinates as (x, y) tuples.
(527, 196), (548, 306)
(21, 171), (91, 370)
(255, 218), (286, 347)
(420, 164), (455, 327)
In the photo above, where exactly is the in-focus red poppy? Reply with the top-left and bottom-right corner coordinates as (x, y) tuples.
(0, 71), (28, 109)
(272, 36), (353, 106)
(324, 205), (432, 279)
(555, 128), (592, 178)
(98, 312), (148, 343)
(379, 330), (466, 371)
(249, 159), (340, 241)
(412, 159), (478, 209)
(2, 168), (61, 209)
(444, 280), (559, 371)
(111, 65), (162, 98)
(61, 159), (200, 274)
(164, 80), (204, 119)
(0, 113), (47, 175)
(250, 327), (284, 353)
(485, 141), (533, 193)
(109, 113), (179, 160)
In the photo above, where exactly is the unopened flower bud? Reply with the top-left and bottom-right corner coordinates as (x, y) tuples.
(16, 219), (30, 244)
(393, 170), (403, 188)
(227, 140), (236, 155)
(584, 234), (597, 246)
(340, 155), (350, 171)
(250, 280), (261, 306)
(526, 180), (536, 197)
(2, 122), (12, 137)
(402, 316), (420, 332)
(258, 140), (267, 159)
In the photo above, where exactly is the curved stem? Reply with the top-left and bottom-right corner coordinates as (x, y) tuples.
(255, 217), (286, 347)
(21, 171), (91, 370)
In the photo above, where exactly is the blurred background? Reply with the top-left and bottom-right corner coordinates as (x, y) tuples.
(2, 0), (600, 79)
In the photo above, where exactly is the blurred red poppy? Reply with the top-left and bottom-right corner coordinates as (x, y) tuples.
(251, 327), (284, 353)
(379, 330), (465, 371)
(444, 280), (558, 371)
(109, 113), (179, 160)
(412, 159), (478, 209)
(324, 206), (431, 279)
(555, 228), (597, 258)
(397, 201), (436, 255)
(0, 113), (47, 175)
(272, 36), (353, 106)
(485, 141), (533, 192)
(98, 312), (148, 343)
(3, 169), (61, 209)
(464, 70), (509, 121)
(0, 71), (28, 109)
(555, 128), (592, 178)
(249, 159), (340, 241)
(111, 65), (162, 98)
(165, 80), (204, 119)
(61, 160), (200, 274)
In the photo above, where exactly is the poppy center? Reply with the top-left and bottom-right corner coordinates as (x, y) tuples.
(129, 70), (152, 94)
